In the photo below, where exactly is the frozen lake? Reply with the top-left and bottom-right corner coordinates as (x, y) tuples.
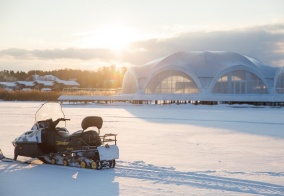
(0, 101), (284, 195)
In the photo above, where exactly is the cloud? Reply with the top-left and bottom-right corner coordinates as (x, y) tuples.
(0, 48), (115, 60)
(126, 23), (284, 66)
(1, 23), (284, 70)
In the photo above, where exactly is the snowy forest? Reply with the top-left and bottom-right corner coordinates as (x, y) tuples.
(0, 65), (127, 89)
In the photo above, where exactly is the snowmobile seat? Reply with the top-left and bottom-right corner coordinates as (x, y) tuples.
(70, 130), (83, 137)
(81, 116), (103, 130)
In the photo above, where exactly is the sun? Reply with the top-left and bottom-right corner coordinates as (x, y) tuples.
(78, 24), (139, 51)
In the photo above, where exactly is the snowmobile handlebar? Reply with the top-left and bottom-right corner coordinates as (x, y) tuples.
(55, 118), (70, 121)
(52, 118), (70, 127)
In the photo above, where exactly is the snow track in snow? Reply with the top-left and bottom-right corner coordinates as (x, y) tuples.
(1, 159), (284, 195)
(116, 161), (284, 195)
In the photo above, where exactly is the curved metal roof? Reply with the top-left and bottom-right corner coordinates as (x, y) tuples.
(137, 51), (276, 78)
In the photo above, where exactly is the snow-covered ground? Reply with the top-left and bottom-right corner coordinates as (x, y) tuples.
(0, 101), (283, 195)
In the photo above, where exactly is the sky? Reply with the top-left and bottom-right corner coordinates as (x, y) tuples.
(0, 0), (284, 72)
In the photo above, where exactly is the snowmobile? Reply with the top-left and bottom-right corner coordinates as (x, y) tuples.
(12, 102), (119, 169)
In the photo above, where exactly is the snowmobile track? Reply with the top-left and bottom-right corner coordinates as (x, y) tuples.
(1, 158), (283, 195)
(116, 161), (284, 195)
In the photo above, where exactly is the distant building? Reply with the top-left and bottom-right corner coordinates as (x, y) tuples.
(0, 82), (17, 91)
(15, 81), (35, 91)
(121, 51), (284, 103)
(0, 74), (80, 91)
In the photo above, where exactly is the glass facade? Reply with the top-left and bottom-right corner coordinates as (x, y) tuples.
(276, 71), (284, 94)
(121, 70), (138, 94)
(145, 70), (199, 94)
(213, 70), (267, 94)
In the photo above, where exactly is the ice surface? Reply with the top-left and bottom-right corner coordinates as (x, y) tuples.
(0, 101), (283, 195)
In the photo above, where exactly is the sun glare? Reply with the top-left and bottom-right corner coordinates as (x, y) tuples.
(78, 24), (139, 51)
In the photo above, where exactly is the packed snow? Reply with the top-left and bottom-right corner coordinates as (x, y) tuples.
(0, 101), (283, 195)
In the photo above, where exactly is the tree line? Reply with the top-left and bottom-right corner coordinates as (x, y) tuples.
(0, 65), (127, 89)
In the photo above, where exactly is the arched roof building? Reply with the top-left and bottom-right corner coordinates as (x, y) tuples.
(121, 51), (284, 103)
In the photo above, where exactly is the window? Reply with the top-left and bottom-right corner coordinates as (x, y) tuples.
(276, 72), (284, 94)
(122, 70), (138, 93)
(213, 70), (267, 94)
(145, 70), (199, 94)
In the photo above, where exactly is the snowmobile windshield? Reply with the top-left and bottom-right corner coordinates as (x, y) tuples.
(35, 102), (66, 127)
